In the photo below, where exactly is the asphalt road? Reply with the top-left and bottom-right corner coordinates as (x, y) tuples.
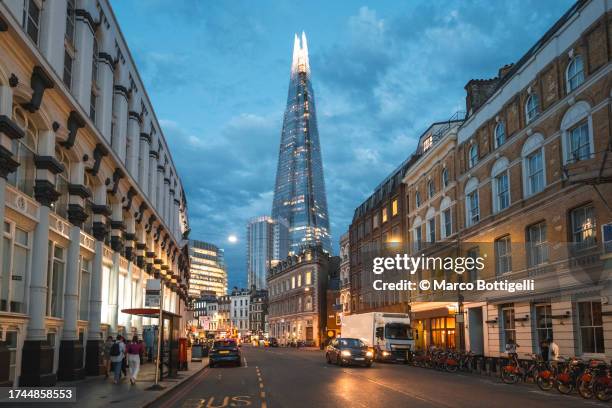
(150, 346), (606, 408)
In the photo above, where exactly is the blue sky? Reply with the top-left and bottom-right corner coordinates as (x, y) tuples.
(111, 0), (575, 289)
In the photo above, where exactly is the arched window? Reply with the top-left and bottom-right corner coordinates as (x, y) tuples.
(560, 101), (593, 164)
(53, 147), (71, 219)
(566, 55), (584, 93)
(428, 180), (435, 199)
(494, 122), (506, 148)
(521, 133), (546, 197)
(464, 178), (479, 227)
(8, 106), (37, 197)
(525, 93), (540, 124)
(468, 144), (478, 168)
(441, 168), (449, 188)
(491, 157), (510, 213)
(425, 207), (436, 243)
(439, 197), (452, 239)
(415, 191), (421, 208)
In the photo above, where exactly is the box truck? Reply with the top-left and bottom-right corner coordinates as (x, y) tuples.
(341, 312), (413, 363)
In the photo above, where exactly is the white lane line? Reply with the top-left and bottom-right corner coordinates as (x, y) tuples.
(243, 356), (248, 367)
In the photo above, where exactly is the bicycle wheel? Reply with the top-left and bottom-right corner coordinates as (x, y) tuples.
(501, 369), (518, 384)
(594, 382), (612, 402)
(536, 376), (554, 391)
(556, 381), (574, 394)
(446, 363), (458, 373)
(577, 379), (593, 399)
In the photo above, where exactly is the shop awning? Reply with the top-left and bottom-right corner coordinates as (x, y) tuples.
(121, 308), (181, 318)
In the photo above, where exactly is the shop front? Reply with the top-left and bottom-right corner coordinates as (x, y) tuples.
(411, 304), (458, 351)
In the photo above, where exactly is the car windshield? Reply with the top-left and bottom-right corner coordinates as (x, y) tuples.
(338, 339), (365, 348)
(385, 323), (412, 340)
(213, 340), (236, 349)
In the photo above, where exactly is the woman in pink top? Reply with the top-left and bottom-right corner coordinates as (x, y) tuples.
(127, 335), (145, 385)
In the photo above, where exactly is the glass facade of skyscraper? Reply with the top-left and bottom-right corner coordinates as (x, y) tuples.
(188, 240), (228, 298)
(272, 32), (331, 254)
(247, 216), (288, 290)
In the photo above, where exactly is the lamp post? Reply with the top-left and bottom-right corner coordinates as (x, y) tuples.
(147, 279), (164, 391)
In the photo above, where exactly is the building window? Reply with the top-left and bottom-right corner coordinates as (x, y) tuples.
(8, 107), (37, 197)
(501, 305), (516, 345)
(90, 38), (99, 123)
(423, 135), (433, 152)
(428, 181), (435, 199)
(297, 274), (302, 287)
(52, 147), (70, 219)
(63, 50), (73, 89)
(442, 208), (452, 238)
(527, 222), (548, 267)
(570, 205), (596, 249)
(568, 121), (590, 163)
(392, 199), (398, 216)
(494, 172), (510, 212)
(427, 217), (435, 243)
(373, 213), (379, 229)
(466, 246), (479, 282)
(578, 301), (604, 354)
(1, 223), (30, 313)
(466, 190), (479, 226)
(415, 191), (421, 208)
(566, 55), (584, 93)
(468, 144), (478, 168)
(494, 122), (505, 148)
(525, 93), (540, 124)
(381, 207), (388, 223)
(291, 276), (295, 289)
(535, 303), (553, 346)
(430, 317), (455, 348)
(526, 149), (544, 196)
(23, 0), (41, 45)
(305, 271), (312, 285)
(47, 242), (66, 318)
(65, 0), (76, 45)
(441, 168), (449, 188)
(495, 235), (512, 275)
(413, 224), (422, 252)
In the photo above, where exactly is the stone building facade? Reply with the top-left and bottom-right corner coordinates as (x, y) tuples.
(268, 246), (339, 347)
(348, 0), (612, 360)
(0, 0), (190, 386)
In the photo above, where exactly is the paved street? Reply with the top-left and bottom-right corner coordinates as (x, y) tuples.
(150, 346), (605, 408)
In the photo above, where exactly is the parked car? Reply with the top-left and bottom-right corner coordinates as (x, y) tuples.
(326, 338), (373, 367)
(269, 337), (279, 347)
(209, 339), (242, 367)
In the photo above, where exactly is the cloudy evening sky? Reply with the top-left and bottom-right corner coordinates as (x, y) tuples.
(111, 0), (575, 289)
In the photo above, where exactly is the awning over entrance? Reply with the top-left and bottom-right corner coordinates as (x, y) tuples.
(121, 308), (181, 318)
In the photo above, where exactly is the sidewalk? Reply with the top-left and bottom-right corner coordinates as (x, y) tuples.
(52, 358), (208, 408)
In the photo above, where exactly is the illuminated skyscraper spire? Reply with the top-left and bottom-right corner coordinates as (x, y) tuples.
(272, 33), (331, 255)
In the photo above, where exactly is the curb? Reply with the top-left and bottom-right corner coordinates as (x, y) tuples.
(141, 361), (209, 408)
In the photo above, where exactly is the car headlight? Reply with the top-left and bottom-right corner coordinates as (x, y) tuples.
(382, 351), (390, 357)
(341, 350), (351, 357)
(366, 351), (373, 358)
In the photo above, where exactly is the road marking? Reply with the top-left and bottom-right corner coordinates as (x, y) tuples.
(158, 367), (212, 408)
(243, 356), (248, 367)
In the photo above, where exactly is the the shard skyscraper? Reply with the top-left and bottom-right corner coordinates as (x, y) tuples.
(272, 32), (331, 255)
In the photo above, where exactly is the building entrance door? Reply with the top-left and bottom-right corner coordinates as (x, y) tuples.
(468, 307), (484, 355)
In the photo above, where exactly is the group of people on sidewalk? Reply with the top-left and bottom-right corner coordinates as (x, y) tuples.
(104, 335), (145, 385)
(505, 338), (560, 365)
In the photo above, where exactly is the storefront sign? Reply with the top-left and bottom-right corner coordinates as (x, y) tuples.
(145, 279), (161, 308)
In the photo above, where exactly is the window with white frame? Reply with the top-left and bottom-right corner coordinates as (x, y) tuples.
(23, 0), (41, 45)
(501, 304), (516, 346)
(2, 330), (18, 383)
(535, 303), (553, 346)
(440, 197), (452, 239)
(1, 222), (30, 313)
(413, 219), (422, 252)
(494, 122), (506, 148)
(441, 168), (449, 188)
(305, 271), (312, 285)
(8, 106), (37, 197)
(527, 221), (548, 267)
(52, 147), (70, 219)
(427, 217), (435, 243)
(468, 144), (478, 168)
(495, 235), (512, 275)
(415, 191), (421, 208)
(464, 178), (479, 227)
(578, 301), (604, 354)
(526, 149), (544, 196)
(428, 180), (435, 199)
(566, 55), (584, 93)
(570, 204), (596, 250)
(47, 242), (66, 317)
(525, 93), (540, 124)
(90, 37), (100, 123)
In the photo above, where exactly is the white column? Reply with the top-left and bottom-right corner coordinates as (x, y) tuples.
(157, 164), (164, 217)
(138, 121), (150, 195)
(96, 29), (115, 142)
(126, 95), (140, 177)
(72, 1), (95, 108)
(111, 68), (128, 163)
(148, 133), (158, 206)
(108, 202), (122, 334)
(28, 205), (51, 341)
(39, 0), (67, 75)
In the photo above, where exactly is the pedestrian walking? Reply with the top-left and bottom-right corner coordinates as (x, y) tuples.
(120, 336), (128, 377)
(110, 335), (126, 384)
(127, 335), (145, 385)
(103, 336), (113, 378)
